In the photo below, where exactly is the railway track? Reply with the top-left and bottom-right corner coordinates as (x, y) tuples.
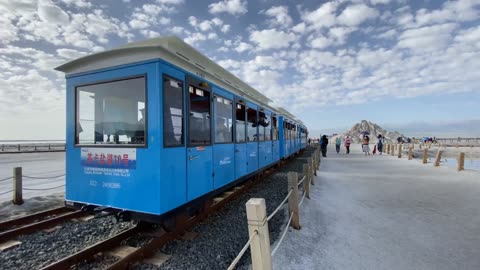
(38, 162), (282, 269)
(0, 207), (88, 244)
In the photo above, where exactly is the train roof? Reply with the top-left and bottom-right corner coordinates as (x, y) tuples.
(55, 36), (272, 106)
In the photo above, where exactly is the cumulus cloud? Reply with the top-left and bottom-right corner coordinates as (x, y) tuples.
(209, 0), (247, 15)
(38, 2), (70, 24)
(264, 6), (293, 27)
(337, 4), (379, 26)
(250, 29), (296, 50)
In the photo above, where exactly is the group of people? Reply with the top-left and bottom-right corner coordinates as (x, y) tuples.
(317, 134), (386, 157)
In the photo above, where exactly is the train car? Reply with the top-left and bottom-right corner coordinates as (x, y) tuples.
(55, 36), (307, 223)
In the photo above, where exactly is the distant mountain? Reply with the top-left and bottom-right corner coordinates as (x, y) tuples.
(338, 120), (404, 143)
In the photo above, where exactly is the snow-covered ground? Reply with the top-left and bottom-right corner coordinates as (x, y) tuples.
(272, 144), (480, 270)
(0, 152), (65, 203)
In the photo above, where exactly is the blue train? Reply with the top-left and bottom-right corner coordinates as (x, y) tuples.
(56, 37), (308, 223)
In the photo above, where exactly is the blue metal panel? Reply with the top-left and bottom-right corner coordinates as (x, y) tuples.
(235, 144), (247, 178)
(65, 61), (162, 215)
(272, 141), (280, 161)
(158, 63), (187, 213)
(264, 141), (273, 166)
(187, 146), (213, 200)
(258, 142), (266, 168)
(213, 144), (235, 188)
(247, 142), (258, 173)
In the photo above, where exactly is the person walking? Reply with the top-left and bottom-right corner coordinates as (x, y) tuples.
(320, 135), (329, 157)
(344, 136), (352, 154)
(362, 135), (370, 156)
(335, 137), (342, 154)
(377, 134), (384, 155)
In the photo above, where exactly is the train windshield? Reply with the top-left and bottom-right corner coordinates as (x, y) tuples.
(75, 76), (146, 146)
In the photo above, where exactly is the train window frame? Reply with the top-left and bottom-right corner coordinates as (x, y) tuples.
(258, 110), (266, 142)
(74, 74), (148, 148)
(264, 112), (271, 141)
(162, 74), (184, 148)
(187, 80), (212, 147)
(272, 116), (278, 141)
(214, 95), (234, 144)
(246, 107), (258, 142)
(235, 102), (246, 143)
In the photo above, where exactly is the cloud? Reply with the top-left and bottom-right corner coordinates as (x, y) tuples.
(38, 2), (69, 24)
(250, 29), (296, 50)
(61, 0), (92, 8)
(337, 4), (379, 26)
(209, 0), (247, 15)
(302, 2), (338, 30)
(56, 48), (88, 59)
(264, 6), (293, 27)
(397, 23), (457, 51)
(235, 42), (253, 52)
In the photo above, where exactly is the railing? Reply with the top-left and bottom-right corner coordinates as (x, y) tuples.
(0, 167), (65, 204)
(382, 143), (476, 172)
(0, 143), (66, 153)
(227, 146), (321, 270)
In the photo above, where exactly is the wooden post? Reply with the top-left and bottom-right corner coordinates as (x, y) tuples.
(408, 146), (413, 160)
(457, 152), (465, 171)
(312, 154), (317, 176)
(303, 164), (310, 199)
(398, 144), (402, 158)
(434, 150), (442, 166)
(422, 149), (428, 164)
(245, 198), (272, 270)
(307, 157), (314, 185)
(13, 167), (23, 205)
(390, 145), (394, 156)
(287, 172), (301, 230)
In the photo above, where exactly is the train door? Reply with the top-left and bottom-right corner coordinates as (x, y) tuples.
(186, 76), (213, 201)
(212, 89), (235, 189)
(234, 99), (247, 178)
(258, 109), (266, 168)
(263, 110), (273, 166)
(246, 104), (258, 174)
(278, 116), (284, 159)
(272, 114), (279, 161)
(160, 71), (187, 211)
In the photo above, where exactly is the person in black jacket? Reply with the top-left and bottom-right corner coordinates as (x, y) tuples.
(320, 135), (329, 157)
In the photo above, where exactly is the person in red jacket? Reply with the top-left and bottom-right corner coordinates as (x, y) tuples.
(344, 136), (352, 154)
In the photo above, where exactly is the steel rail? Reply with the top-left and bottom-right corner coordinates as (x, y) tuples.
(0, 207), (69, 230)
(0, 210), (87, 243)
(39, 225), (143, 270)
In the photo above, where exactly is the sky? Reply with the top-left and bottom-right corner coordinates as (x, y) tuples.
(0, 0), (479, 140)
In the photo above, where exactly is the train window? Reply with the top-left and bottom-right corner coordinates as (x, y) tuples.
(247, 108), (257, 142)
(235, 103), (246, 143)
(75, 76), (146, 146)
(272, 116), (277, 141)
(264, 113), (271, 141)
(163, 76), (183, 147)
(188, 85), (211, 146)
(215, 96), (233, 143)
(258, 111), (266, 142)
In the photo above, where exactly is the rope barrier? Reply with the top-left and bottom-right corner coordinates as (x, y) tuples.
(0, 189), (13, 196)
(0, 176), (13, 182)
(271, 212), (294, 256)
(298, 192), (307, 207)
(267, 189), (293, 222)
(227, 230), (258, 270)
(23, 174), (66, 179)
(297, 175), (305, 186)
(23, 184), (65, 191)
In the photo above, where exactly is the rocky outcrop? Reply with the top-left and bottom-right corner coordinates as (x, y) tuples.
(338, 120), (404, 143)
